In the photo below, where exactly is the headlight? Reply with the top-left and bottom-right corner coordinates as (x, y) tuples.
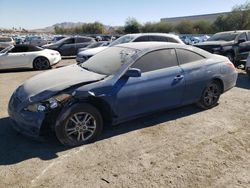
(25, 94), (72, 112)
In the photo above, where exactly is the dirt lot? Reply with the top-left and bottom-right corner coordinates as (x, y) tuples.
(0, 59), (249, 188)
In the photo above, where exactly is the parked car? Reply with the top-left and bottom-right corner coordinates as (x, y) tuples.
(51, 36), (66, 43)
(77, 41), (110, 53)
(8, 42), (237, 146)
(42, 36), (95, 56)
(29, 36), (48, 47)
(246, 54), (250, 77)
(0, 37), (15, 50)
(194, 30), (250, 65)
(0, 45), (61, 70)
(76, 33), (184, 63)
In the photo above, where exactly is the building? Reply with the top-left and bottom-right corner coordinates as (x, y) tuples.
(161, 12), (229, 24)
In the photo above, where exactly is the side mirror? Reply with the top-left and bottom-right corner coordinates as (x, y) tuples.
(125, 68), (141, 78)
(238, 39), (246, 44)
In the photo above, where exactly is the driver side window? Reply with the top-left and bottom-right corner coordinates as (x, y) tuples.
(63, 38), (75, 44)
(238, 33), (247, 41)
(10, 46), (29, 53)
(131, 49), (178, 73)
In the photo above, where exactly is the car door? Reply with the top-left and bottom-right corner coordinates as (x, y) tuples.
(114, 49), (185, 120)
(75, 37), (93, 53)
(238, 32), (250, 60)
(176, 48), (207, 104)
(58, 38), (76, 56)
(0, 46), (29, 69)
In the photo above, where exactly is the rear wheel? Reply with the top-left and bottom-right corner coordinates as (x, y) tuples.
(197, 81), (222, 109)
(33, 57), (50, 70)
(55, 103), (103, 147)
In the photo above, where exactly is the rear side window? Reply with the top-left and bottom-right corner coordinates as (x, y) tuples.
(149, 36), (168, 42)
(176, 49), (204, 65)
(133, 36), (149, 42)
(76, 37), (92, 43)
(132, 49), (178, 73)
(167, 37), (179, 43)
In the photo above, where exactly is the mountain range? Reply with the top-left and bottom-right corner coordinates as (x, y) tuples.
(30, 22), (114, 33)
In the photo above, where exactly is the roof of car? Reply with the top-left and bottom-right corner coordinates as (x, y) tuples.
(116, 42), (182, 50)
(216, 30), (249, 34)
(116, 42), (212, 57)
(125, 33), (179, 37)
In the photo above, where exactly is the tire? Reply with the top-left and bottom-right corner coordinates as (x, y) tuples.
(33, 57), (51, 70)
(55, 103), (103, 147)
(197, 81), (222, 110)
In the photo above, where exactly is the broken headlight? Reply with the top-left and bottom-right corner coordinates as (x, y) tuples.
(25, 94), (72, 112)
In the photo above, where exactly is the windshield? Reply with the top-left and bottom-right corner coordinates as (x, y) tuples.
(208, 32), (239, 41)
(81, 46), (139, 75)
(109, 35), (137, 47)
(0, 45), (13, 53)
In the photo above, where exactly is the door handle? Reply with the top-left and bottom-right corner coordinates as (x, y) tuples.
(174, 75), (184, 80)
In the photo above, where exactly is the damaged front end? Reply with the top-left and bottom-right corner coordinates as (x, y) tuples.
(8, 80), (103, 140)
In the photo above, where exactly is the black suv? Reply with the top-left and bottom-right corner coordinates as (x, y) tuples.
(194, 30), (250, 65)
(42, 36), (95, 56)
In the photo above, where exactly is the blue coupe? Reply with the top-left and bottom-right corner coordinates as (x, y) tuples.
(8, 42), (238, 146)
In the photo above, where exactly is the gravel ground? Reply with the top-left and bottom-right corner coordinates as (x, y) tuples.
(0, 59), (249, 188)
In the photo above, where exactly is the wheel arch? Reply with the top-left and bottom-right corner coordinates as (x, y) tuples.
(81, 96), (114, 124)
(211, 77), (224, 93)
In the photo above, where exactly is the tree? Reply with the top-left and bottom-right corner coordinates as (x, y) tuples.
(193, 20), (212, 34)
(124, 17), (141, 33)
(213, 1), (250, 31)
(175, 20), (194, 34)
(141, 22), (173, 33)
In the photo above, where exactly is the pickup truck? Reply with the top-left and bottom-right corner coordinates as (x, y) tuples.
(194, 30), (250, 66)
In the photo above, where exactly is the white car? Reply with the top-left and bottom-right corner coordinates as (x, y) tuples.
(0, 37), (15, 50)
(246, 54), (250, 77)
(0, 45), (61, 70)
(76, 33), (184, 63)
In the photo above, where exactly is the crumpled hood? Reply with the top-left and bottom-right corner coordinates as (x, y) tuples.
(195, 40), (234, 47)
(16, 64), (106, 102)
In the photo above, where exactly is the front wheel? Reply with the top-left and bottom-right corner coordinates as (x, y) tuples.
(55, 103), (103, 147)
(197, 81), (222, 109)
(33, 57), (51, 70)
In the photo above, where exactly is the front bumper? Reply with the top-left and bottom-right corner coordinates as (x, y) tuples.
(8, 95), (45, 139)
(50, 55), (62, 66)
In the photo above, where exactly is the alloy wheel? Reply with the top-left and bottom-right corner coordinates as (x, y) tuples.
(65, 112), (97, 142)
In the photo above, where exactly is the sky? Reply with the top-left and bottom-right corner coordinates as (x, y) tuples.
(0, 0), (247, 29)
